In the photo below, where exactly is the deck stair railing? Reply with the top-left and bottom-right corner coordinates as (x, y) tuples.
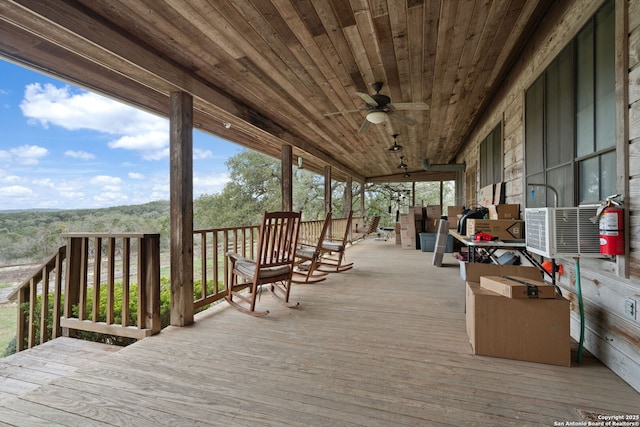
(8, 233), (161, 352)
(9, 246), (66, 352)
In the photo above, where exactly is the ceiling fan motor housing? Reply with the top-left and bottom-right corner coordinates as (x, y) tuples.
(370, 94), (391, 109)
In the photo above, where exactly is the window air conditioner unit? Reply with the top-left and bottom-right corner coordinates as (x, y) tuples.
(524, 207), (601, 258)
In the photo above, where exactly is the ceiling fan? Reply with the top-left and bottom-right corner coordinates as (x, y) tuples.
(324, 82), (429, 133)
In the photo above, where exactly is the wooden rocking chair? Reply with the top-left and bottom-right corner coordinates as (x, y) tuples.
(355, 215), (381, 239)
(292, 212), (331, 284)
(317, 210), (354, 273)
(225, 211), (302, 316)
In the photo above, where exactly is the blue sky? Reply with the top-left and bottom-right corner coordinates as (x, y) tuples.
(0, 59), (243, 211)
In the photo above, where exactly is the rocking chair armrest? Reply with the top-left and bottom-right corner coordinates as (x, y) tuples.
(226, 252), (250, 264)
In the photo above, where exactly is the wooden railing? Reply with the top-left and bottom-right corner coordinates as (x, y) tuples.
(9, 217), (356, 352)
(9, 233), (162, 352)
(9, 246), (66, 352)
(192, 215), (356, 309)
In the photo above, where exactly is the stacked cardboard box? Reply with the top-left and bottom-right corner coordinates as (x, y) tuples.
(400, 206), (444, 249)
(466, 218), (524, 239)
(487, 204), (520, 220)
(465, 263), (570, 366)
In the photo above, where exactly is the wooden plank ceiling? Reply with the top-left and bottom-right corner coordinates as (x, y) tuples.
(0, 0), (553, 183)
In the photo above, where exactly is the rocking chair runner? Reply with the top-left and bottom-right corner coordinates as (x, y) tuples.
(317, 210), (354, 273)
(225, 211), (302, 316)
(292, 212), (331, 284)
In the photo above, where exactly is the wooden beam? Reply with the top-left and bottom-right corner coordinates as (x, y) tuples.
(282, 145), (293, 211)
(366, 170), (457, 183)
(169, 91), (194, 327)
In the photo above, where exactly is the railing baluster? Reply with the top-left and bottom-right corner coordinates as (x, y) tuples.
(78, 237), (89, 321)
(200, 232), (207, 298)
(28, 278), (36, 348)
(16, 287), (27, 351)
(40, 266), (50, 344)
(137, 237), (145, 329)
(122, 237), (130, 327)
(92, 237), (102, 323)
(106, 237), (116, 325)
(52, 247), (65, 339)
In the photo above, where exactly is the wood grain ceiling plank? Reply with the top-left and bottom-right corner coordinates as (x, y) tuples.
(386, 1), (412, 102)
(190, 0), (351, 153)
(407, 2), (425, 104)
(439, 0), (492, 159)
(311, 0), (363, 90)
(352, 6), (387, 84)
(274, 1), (369, 151)
(450, 0), (522, 160)
(373, 10), (402, 103)
(343, 25), (376, 94)
(426, 0), (459, 163)
(293, 0), (327, 37)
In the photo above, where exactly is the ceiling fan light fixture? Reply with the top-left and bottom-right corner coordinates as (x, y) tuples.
(366, 111), (386, 124)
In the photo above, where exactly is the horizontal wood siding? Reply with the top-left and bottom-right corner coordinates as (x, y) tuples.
(457, 0), (640, 391)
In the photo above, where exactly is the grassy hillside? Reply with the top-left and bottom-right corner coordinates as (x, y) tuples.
(0, 200), (170, 266)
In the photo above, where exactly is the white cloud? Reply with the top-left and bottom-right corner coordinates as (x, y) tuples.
(0, 145), (48, 165)
(0, 185), (33, 196)
(1, 174), (21, 184)
(91, 175), (123, 186)
(20, 83), (169, 160)
(65, 150), (95, 160)
(32, 178), (55, 188)
(128, 172), (145, 180)
(193, 172), (230, 196)
(194, 148), (213, 160)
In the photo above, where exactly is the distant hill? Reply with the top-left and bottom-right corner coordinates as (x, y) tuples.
(0, 209), (62, 214)
(0, 200), (170, 266)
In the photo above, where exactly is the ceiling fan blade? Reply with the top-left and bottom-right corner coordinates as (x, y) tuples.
(389, 112), (416, 126)
(389, 102), (429, 111)
(323, 109), (364, 117)
(358, 118), (372, 133)
(356, 92), (378, 106)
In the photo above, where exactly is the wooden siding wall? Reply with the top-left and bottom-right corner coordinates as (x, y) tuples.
(457, 0), (640, 392)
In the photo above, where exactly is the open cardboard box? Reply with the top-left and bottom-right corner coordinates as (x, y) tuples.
(465, 263), (571, 366)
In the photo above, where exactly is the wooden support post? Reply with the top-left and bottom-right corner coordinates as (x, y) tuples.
(324, 166), (332, 215)
(63, 236), (82, 337)
(345, 176), (352, 217)
(282, 145), (293, 211)
(140, 235), (161, 334)
(170, 91), (194, 326)
(360, 182), (365, 217)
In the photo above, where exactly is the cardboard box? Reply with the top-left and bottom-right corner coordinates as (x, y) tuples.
(488, 204), (520, 220)
(466, 219), (524, 239)
(479, 184), (494, 206)
(494, 182), (505, 204)
(447, 206), (465, 229)
(480, 276), (556, 299)
(464, 264), (569, 366)
(425, 205), (442, 219)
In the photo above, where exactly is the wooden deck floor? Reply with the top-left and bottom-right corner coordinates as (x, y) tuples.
(1, 238), (639, 426)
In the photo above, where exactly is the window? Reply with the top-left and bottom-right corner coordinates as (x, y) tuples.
(525, 0), (615, 207)
(479, 124), (502, 188)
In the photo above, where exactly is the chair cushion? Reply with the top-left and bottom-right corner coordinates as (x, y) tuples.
(321, 240), (343, 252)
(296, 246), (316, 258)
(235, 258), (291, 279)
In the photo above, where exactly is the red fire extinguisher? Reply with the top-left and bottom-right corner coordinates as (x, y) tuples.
(599, 195), (625, 256)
